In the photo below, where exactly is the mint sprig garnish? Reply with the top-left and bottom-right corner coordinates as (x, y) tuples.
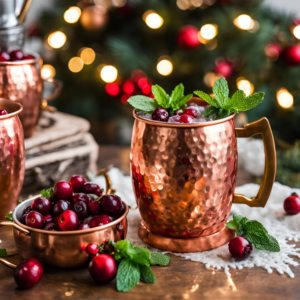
(0, 249), (7, 258)
(127, 83), (192, 115)
(113, 239), (170, 292)
(226, 214), (280, 252)
(194, 77), (264, 119)
(41, 187), (54, 199)
(5, 212), (13, 222)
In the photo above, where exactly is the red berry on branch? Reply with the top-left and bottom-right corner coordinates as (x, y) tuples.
(177, 25), (200, 50)
(284, 193), (300, 215)
(228, 236), (253, 261)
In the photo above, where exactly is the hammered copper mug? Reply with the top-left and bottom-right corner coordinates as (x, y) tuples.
(131, 98), (276, 253)
(0, 98), (25, 219)
(0, 52), (62, 138)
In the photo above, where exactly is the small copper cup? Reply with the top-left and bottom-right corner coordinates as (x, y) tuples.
(0, 52), (62, 138)
(131, 98), (276, 252)
(0, 98), (25, 220)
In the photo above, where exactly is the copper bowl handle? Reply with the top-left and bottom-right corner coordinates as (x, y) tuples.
(0, 257), (17, 270)
(40, 78), (63, 112)
(96, 167), (116, 195)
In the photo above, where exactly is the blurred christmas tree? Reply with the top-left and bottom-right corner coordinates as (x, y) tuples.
(37, 0), (300, 184)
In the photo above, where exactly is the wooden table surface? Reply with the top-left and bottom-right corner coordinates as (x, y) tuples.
(0, 146), (299, 300)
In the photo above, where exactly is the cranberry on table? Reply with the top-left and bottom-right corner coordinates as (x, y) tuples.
(85, 243), (99, 256)
(284, 193), (300, 215)
(100, 195), (125, 218)
(88, 200), (101, 215)
(54, 181), (73, 200)
(71, 193), (91, 206)
(89, 254), (117, 283)
(73, 201), (88, 220)
(180, 114), (194, 123)
(24, 205), (32, 215)
(0, 52), (10, 62)
(14, 258), (43, 289)
(43, 215), (53, 224)
(53, 200), (71, 216)
(26, 211), (44, 229)
(69, 175), (87, 193)
(58, 210), (79, 231)
(183, 107), (199, 118)
(10, 50), (24, 61)
(44, 222), (59, 231)
(81, 182), (103, 196)
(228, 236), (253, 261)
(0, 109), (8, 115)
(31, 197), (52, 215)
(152, 108), (170, 122)
(89, 215), (111, 228)
(78, 222), (91, 230)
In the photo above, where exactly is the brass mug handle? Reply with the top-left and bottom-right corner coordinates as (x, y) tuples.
(234, 117), (276, 207)
(40, 78), (63, 112)
(96, 167), (116, 195)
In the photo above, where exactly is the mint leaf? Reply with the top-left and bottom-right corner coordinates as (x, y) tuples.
(233, 214), (247, 224)
(41, 187), (54, 199)
(230, 91), (264, 112)
(193, 91), (220, 108)
(114, 240), (134, 259)
(0, 249), (7, 258)
(203, 106), (219, 117)
(228, 90), (246, 112)
(243, 220), (268, 236)
(150, 253), (171, 266)
(170, 83), (184, 104)
(212, 77), (229, 107)
(226, 220), (239, 230)
(127, 95), (159, 113)
(152, 85), (169, 108)
(243, 232), (280, 252)
(171, 94), (193, 110)
(116, 259), (140, 292)
(5, 212), (13, 222)
(140, 265), (156, 284)
(216, 109), (231, 119)
(127, 247), (151, 267)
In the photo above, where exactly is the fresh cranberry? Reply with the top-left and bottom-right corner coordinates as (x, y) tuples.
(69, 175), (87, 193)
(10, 50), (24, 61)
(78, 222), (91, 230)
(31, 197), (52, 215)
(89, 215), (111, 228)
(52, 200), (71, 216)
(85, 243), (99, 256)
(98, 239), (115, 254)
(81, 182), (102, 196)
(71, 193), (91, 206)
(174, 110), (182, 115)
(152, 108), (170, 122)
(26, 211), (44, 229)
(88, 254), (117, 283)
(23, 54), (35, 60)
(23, 205), (32, 215)
(54, 181), (73, 200)
(183, 107), (199, 118)
(100, 195), (125, 218)
(0, 52), (10, 62)
(228, 236), (253, 261)
(43, 215), (53, 225)
(0, 109), (8, 115)
(44, 222), (59, 231)
(180, 114), (194, 123)
(58, 210), (79, 231)
(20, 214), (27, 224)
(284, 193), (300, 215)
(73, 201), (88, 219)
(88, 200), (101, 215)
(14, 258), (43, 288)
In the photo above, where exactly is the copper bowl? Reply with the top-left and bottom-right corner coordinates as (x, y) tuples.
(0, 52), (62, 138)
(0, 98), (25, 220)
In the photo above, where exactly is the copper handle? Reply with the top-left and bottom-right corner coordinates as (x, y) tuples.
(234, 117), (276, 207)
(18, 0), (32, 24)
(96, 168), (116, 195)
(41, 78), (63, 112)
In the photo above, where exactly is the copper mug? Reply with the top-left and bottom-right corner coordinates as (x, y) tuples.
(0, 52), (62, 138)
(131, 98), (276, 252)
(0, 171), (129, 269)
(0, 98), (25, 220)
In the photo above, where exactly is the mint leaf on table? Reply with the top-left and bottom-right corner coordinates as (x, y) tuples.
(116, 259), (140, 292)
(5, 212), (13, 222)
(140, 265), (156, 284)
(152, 85), (170, 108)
(0, 249), (7, 258)
(41, 187), (54, 199)
(127, 247), (151, 267)
(225, 220), (239, 230)
(127, 96), (160, 113)
(150, 252), (171, 266)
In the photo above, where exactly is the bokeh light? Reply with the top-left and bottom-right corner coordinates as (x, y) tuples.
(123, 81), (135, 94)
(100, 65), (118, 83)
(64, 7), (81, 24)
(143, 11), (164, 29)
(48, 31), (67, 49)
(68, 57), (84, 73)
(105, 83), (120, 96)
(200, 24), (218, 40)
(236, 77), (254, 96)
(112, 0), (127, 7)
(156, 59), (173, 76)
(234, 14), (255, 30)
(277, 88), (294, 109)
(293, 25), (300, 39)
(41, 64), (56, 79)
(79, 48), (96, 65)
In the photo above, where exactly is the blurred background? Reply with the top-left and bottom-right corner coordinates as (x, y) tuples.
(20, 0), (300, 186)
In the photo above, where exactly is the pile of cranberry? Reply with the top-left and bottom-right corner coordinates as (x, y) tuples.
(0, 49), (35, 62)
(21, 175), (125, 231)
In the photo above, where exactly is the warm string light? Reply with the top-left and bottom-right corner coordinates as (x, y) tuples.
(157, 59), (173, 76)
(143, 10), (164, 29)
(41, 64), (56, 79)
(236, 77), (254, 96)
(79, 48), (96, 65)
(293, 25), (300, 39)
(233, 14), (258, 31)
(64, 7), (81, 23)
(68, 57), (84, 73)
(277, 88), (294, 109)
(48, 31), (67, 49)
(100, 65), (118, 83)
(203, 72), (221, 87)
(200, 24), (218, 40)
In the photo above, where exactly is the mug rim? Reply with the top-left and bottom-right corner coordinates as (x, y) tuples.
(0, 98), (23, 119)
(133, 97), (235, 127)
(12, 195), (129, 236)
(0, 51), (41, 66)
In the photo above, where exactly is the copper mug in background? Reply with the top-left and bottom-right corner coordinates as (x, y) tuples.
(0, 98), (25, 220)
(0, 52), (62, 138)
(131, 98), (276, 252)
